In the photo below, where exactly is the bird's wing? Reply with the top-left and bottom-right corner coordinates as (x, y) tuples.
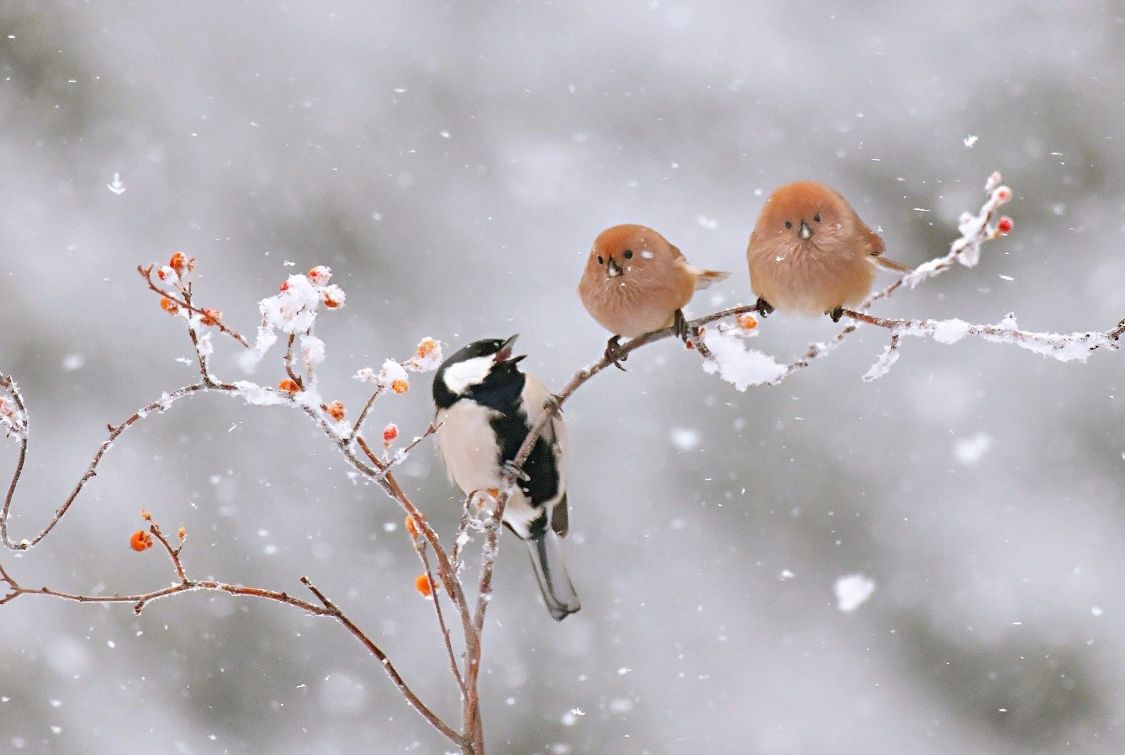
(862, 222), (886, 256)
(861, 222), (914, 272)
(551, 494), (569, 537)
(684, 264), (730, 290)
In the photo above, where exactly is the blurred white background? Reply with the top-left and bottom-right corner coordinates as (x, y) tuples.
(1, 1), (1123, 752)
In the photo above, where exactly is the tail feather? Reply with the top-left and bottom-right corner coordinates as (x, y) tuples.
(875, 255), (912, 273)
(526, 533), (581, 621)
(688, 266), (731, 291)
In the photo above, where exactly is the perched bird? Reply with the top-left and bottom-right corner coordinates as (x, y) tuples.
(746, 181), (911, 322)
(432, 335), (580, 621)
(578, 224), (729, 366)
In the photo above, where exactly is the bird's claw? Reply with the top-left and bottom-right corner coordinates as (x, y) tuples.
(755, 297), (774, 318)
(604, 336), (628, 371)
(829, 306), (844, 323)
(673, 309), (691, 343)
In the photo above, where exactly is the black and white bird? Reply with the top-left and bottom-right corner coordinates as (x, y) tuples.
(432, 335), (580, 621)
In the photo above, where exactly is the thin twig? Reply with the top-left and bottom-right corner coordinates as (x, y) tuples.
(299, 576), (465, 745)
(348, 386), (386, 445)
(137, 265), (250, 347)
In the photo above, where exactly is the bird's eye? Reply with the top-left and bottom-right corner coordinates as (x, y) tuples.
(596, 255), (604, 265)
(623, 250), (634, 259)
(814, 213), (821, 223)
(784, 221), (792, 229)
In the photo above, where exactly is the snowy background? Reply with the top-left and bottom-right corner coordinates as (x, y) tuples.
(1, 1), (1124, 752)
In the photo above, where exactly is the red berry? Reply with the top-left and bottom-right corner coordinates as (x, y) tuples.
(996, 216), (1014, 235)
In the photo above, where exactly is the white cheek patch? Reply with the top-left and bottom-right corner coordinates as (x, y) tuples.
(443, 356), (494, 395)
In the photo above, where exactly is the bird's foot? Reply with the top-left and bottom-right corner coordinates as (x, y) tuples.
(604, 335), (628, 371)
(673, 309), (691, 342)
(755, 297), (774, 318)
(828, 306), (844, 323)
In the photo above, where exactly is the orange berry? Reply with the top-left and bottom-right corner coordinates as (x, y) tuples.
(279, 280), (289, 292)
(140, 509), (152, 521)
(326, 400), (345, 421)
(130, 530), (153, 552)
(169, 252), (187, 275)
(307, 265), (332, 285)
(278, 379), (300, 395)
(414, 573), (435, 598)
(415, 337), (438, 359)
(200, 308), (222, 327)
(382, 423), (399, 445)
(737, 314), (758, 330)
(323, 296), (341, 309)
(177, 527), (186, 541)
(391, 379), (409, 395)
(160, 297), (179, 315)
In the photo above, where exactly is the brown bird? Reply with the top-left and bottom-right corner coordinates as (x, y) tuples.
(578, 224), (729, 366)
(746, 181), (911, 322)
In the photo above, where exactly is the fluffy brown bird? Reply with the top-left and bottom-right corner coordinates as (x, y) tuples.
(578, 224), (728, 365)
(746, 181), (911, 322)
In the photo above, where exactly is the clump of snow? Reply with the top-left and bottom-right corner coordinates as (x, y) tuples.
(404, 337), (443, 372)
(862, 342), (901, 382)
(954, 432), (993, 465)
(834, 574), (876, 612)
(700, 327), (786, 390)
(932, 318), (972, 344)
(239, 269), (345, 372)
(301, 334), (326, 367)
(377, 360), (409, 389)
(230, 380), (288, 406)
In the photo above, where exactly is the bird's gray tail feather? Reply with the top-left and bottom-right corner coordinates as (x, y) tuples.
(526, 532), (581, 621)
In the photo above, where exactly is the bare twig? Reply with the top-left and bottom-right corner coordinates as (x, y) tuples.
(299, 576), (465, 745)
(137, 265), (250, 347)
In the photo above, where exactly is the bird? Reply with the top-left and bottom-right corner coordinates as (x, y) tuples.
(432, 335), (580, 621)
(746, 181), (912, 322)
(578, 224), (729, 367)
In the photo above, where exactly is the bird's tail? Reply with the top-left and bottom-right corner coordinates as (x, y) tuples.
(688, 266), (731, 291)
(525, 532), (581, 621)
(875, 255), (912, 273)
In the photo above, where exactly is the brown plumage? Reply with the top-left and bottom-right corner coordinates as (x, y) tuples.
(578, 224), (728, 343)
(746, 181), (911, 320)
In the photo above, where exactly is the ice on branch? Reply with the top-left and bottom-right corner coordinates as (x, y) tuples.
(894, 316), (1115, 363)
(302, 334), (326, 369)
(700, 326), (786, 390)
(0, 381), (28, 441)
(862, 339), (901, 383)
(230, 380), (290, 406)
(239, 267), (345, 372)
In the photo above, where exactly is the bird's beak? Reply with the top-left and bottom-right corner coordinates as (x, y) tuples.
(799, 220), (814, 240)
(606, 257), (623, 278)
(495, 334), (526, 364)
